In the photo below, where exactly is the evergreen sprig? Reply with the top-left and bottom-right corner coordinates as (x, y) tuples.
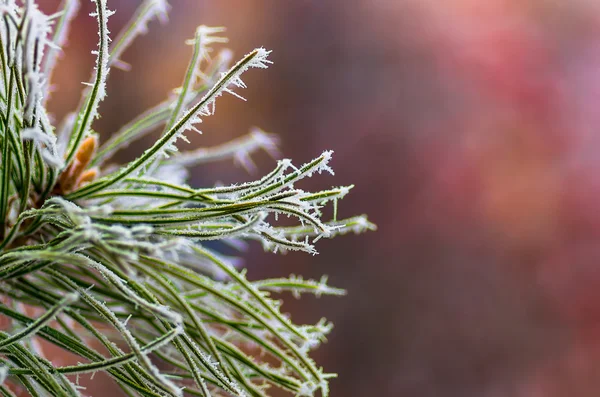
(0, 1), (375, 396)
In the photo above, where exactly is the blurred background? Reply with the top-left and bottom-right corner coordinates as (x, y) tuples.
(41, 0), (600, 396)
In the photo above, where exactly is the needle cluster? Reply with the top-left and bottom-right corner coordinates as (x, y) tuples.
(0, 1), (374, 396)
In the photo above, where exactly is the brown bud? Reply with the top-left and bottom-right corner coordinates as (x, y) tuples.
(58, 136), (99, 194)
(75, 135), (98, 169)
(76, 167), (98, 187)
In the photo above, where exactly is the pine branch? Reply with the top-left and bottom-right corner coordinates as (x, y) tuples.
(0, 1), (375, 396)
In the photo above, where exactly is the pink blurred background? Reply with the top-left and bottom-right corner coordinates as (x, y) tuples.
(41, 0), (600, 396)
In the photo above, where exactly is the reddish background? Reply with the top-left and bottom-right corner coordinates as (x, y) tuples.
(40, 1), (600, 396)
